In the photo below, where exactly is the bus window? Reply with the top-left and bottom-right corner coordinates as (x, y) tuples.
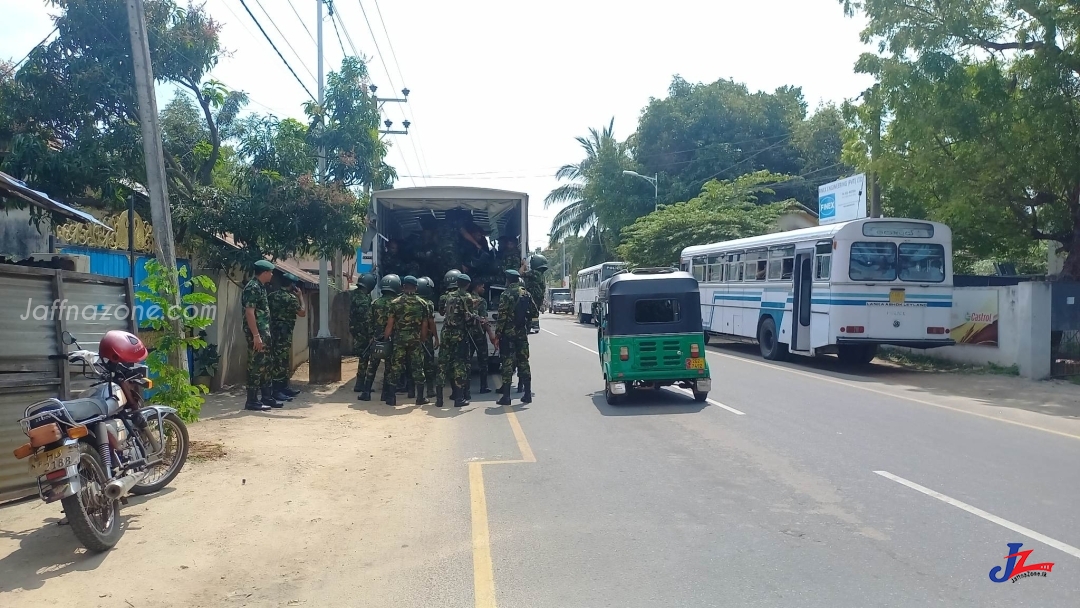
(726, 253), (744, 282)
(898, 243), (945, 282)
(815, 242), (831, 280)
(768, 246), (795, 280)
(849, 242), (897, 281)
(691, 256), (707, 282)
(707, 255), (723, 282)
(745, 249), (768, 281)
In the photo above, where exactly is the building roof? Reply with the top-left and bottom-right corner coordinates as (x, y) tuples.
(0, 171), (111, 228)
(215, 233), (320, 288)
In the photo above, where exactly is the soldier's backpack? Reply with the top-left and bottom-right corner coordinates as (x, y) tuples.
(513, 289), (532, 329)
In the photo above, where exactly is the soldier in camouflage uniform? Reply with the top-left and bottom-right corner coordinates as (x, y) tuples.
(358, 274), (400, 403)
(438, 269), (462, 315)
(519, 254), (548, 390)
(242, 260), (279, 411)
(417, 277), (439, 397)
(496, 269), (534, 406)
(384, 276), (430, 406)
(437, 273), (476, 407)
(465, 281), (496, 397)
(350, 273), (377, 392)
(498, 236), (522, 278)
(268, 272), (306, 402)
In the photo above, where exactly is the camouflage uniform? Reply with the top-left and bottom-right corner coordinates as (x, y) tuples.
(523, 269), (546, 311)
(242, 277), (272, 391)
(363, 293), (396, 391)
(267, 288), (302, 384)
(387, 292), (428, 389)
(496, 281), (534, 389)
(465, 291), (490, 382)
(420, 297), (437, 392)
(350, 287), (374, 389)
(499, 244), (521, 275)
(438, 289), (472, 388)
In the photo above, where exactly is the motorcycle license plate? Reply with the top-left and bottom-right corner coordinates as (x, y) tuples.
(686, 358), (705, 370)
(29, 444), (79, 477)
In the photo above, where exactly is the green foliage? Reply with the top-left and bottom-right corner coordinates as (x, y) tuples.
(192, 331), (220, 378)
(617, 172), (799, 268)
(137, 259), (217, 422)
(840, 0), (1080, 278)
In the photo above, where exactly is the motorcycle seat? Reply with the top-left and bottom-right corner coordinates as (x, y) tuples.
(62, 397), (115, 422)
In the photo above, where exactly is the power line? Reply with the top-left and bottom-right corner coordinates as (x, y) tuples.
(237, 0), (316, 101)
(2, 26), (58, 78)
(328, 6), (349, 58)
(251, 0), (317, 82)
(285, 0), (316, 44)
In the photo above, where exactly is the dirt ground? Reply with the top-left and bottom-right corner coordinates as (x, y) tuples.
(0, 359), (472, 608)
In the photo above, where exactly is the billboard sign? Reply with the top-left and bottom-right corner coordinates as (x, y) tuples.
(818, 174), (867, 225)
(950, 289), (999, 346)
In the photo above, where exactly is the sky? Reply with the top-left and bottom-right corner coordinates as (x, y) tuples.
(1, 0), (874, 251)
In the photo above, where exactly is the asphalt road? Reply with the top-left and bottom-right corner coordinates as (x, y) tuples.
(460, 313), (1080, 608)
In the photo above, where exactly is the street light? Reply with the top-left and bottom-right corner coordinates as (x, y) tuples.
(622, 170), (658, 211)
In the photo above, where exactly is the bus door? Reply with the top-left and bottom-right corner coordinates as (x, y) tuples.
(790, 249), (814, 352)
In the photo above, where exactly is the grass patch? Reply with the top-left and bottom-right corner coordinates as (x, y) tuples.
(188, 440), (227, 462)
(879, 349), (1019, 376)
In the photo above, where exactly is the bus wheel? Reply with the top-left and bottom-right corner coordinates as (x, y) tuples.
(838, 344), (877, 366)
(757, 317), (788, 361)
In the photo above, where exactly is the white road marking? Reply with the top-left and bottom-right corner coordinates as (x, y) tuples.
(540, 328), (559, 336)
(669, 387), (746, 415)
(874, 470), (1080, 559)
(567, 340), (598, 355)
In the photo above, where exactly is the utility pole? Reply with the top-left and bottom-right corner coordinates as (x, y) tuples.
(316, 0), (331, 339)
(868, 84), (882, 218)
(126, 0), (186, 371)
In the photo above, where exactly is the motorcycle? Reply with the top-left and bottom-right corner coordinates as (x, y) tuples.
(12, 330), (190, 552)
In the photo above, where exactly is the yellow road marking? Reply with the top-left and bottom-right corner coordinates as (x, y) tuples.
(706, 350), (1080, 441)
(468, 404), (539, 607)
(469, 462), (497, 608)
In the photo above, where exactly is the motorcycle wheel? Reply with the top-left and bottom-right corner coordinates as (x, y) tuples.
(62, 443), (122, 553)
(131, 413), (190, 495)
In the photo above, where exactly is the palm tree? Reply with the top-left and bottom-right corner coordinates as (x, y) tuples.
(544, 119), (628, 265)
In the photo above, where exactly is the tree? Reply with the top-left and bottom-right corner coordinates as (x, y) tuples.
(617, 172), (798, 268)
(632, 77), (809, 206)
(544, 119), (638, 264)
(839, 0), (1080, 278)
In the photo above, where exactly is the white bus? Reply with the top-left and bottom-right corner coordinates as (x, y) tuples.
(680, 218), (954, 364)
(574, 261), (628, 324)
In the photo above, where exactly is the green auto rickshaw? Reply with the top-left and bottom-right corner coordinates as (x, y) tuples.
(596, 268), (711, 404)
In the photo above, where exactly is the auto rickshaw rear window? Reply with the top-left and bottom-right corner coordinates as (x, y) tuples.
(635, 299), (681, 324)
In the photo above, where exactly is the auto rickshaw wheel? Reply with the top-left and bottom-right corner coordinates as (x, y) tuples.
(604, 383), (624, 405)
(692, 389), (708, 403)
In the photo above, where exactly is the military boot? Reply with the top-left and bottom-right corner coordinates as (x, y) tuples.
(463, 381), (472, 402)
(426, 379), (435, 395)
(453, 382), (467, 408)
(385, 382), (397, 406)
(245, 388), (270, 411)
(521, 380), (532, 404)
(478, 374), (491, 394)
(515, 380), (524, 394)
(358, 381), (373, 401)
(260, 386), (284, 409)
(353, 374), (365, 392)
(496, 383), (512, 406)
(415, 384), (429, 406)
(434, 385), (445, 407)
(282, 379), (301, 397)
(407, 379), (416, 399)
(272, 381), (293, 402)
(380, 381), (392, 402)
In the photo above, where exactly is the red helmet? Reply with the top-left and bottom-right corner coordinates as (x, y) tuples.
(99, 330), (148, 364)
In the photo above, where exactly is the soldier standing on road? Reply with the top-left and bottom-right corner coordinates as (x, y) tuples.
(384, 276), (430, 406)
(466, 281), (497, 397)
(439, 269), (462, 315)
(518, 255), (548, 391)
(437, 273), (478, 408)
(358, 274), (400, 403)
(496, 269), (534, 406)
(242, 260), (280, 411)
(267, 272), (306, 402)
(350, 273), (377, 392)
(417, 277), (440, 398)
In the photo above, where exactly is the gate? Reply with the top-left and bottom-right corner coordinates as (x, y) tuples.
(1050, 282), (1080, 377)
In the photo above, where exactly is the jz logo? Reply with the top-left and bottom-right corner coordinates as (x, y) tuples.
(988, 542), (1054, 583)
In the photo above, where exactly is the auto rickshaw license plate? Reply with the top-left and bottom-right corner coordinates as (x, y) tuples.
(686, 358), (705, 370)
(889, 289), (905, 304)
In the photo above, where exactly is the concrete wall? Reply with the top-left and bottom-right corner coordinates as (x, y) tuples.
(894, 283), (1052, 379)
(0, 208), (50, 259)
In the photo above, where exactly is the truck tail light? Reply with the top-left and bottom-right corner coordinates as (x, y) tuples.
(841, 326), (864, 334)
(619, 346), (629, 361)
(690, 343), (700, 358)
(927, 326), (946, 335)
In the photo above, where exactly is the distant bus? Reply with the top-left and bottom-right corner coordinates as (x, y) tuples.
(574, 262), (628, 324)
(680, 218), (955, 364)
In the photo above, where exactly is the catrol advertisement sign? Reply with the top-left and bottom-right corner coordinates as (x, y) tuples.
(950, 290), (999, 346)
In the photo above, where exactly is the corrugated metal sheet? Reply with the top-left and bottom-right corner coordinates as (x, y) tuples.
(60, 247), (193, 323)
(0, 387), (54, 501)
(0, 274), (58, 359)
(64, 279), (131, 395)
